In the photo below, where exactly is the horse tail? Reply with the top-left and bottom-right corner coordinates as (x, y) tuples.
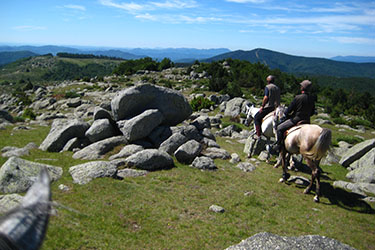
(305, 128), (332, 161)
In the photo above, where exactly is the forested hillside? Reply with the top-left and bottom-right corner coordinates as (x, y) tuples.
(205, 48), (375, 79)
(0, 51), (39, 65)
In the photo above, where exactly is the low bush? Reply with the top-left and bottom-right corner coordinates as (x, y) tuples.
(190, 96), (215, 111)
(64, 91), (81, 99)
(335, 135), (364, 145)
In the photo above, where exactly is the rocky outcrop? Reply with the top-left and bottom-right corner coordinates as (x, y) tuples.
(125, 149), (174, 171)
(111, 84), (192, 125)
(39, 119), (90, 152)
(0, 194), (23, 214)
(72, 136), (127, 160)
(1, 142), (37, 158)
(109, 144), (144, 160)
(191, 156), (217, 170)
(117, 109), (164, 142)
(69, 161), (118, 185)
(159, 133), (189, 155)
(0, 157), (63, 193)
(174, 140), (203, 164)
(85, 119), (119, 143)
(226, 232), (356, 250)
(339, 139), (375, 167)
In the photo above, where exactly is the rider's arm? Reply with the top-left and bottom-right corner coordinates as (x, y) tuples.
(261, 87), (269, 109)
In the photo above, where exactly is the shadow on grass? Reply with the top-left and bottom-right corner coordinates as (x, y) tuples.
(320, 182), (375, 214)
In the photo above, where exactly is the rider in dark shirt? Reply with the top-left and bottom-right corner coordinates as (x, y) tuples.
(253, 75), (280, 139)
(274, 80), (316, 150)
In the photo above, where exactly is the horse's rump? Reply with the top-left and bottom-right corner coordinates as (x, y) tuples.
(299, 126), (331, 161)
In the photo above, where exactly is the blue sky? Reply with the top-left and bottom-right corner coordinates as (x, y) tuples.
(1, 0), (374, 58)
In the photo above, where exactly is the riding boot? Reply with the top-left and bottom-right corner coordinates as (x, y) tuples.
(254, 124), (261, 140)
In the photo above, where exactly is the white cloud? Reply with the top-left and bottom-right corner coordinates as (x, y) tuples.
(331, 36), (375, 45)
(135, 13), (157, 21)
(226, 0), (266, 3)
(12, 25), (47, 31)
(150, 0), (198, 9)
(63, 4), (86, 11)
(99, 0), (146, 12)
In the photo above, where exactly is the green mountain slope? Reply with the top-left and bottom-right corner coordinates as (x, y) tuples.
(0, 51), (39, 66)
(204, 48), (375, 79)
(0, 54), (122, 84)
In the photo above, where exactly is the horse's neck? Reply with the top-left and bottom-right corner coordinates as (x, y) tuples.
(250, 107), (260, 117)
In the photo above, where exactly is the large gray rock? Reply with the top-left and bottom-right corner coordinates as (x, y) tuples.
(346, 164), (375, 184)
(224, 97), (246, 118)
(85, 119), (118, 143)
(190, 116), (211, 130)
(0, 157), (63, 193)
(333, 181), (375, 196)
(339, 139), (375, 167)
(39, 119), (90, 152)
(349, 148), (375, 171)
(111, 84), (192, 125)
(159, 133), (189, 155)
(0, 194), (23, 214)
(125, 149), (174, 171)
(181, 125), (203, 142)
(174, 140), (202, 164)
(0, 109), (14, 123)
(93, 106), (114, 121)
(69, 161), (117, 185)
(202, 147), (231, 160)
(1, 142), (37, 158)
(62, 137), (90, 151)
(244, 135), (267, 156)
(236, 162), (256, 172)
(109, 144), (144, 160)
(117, 109), (164, 142)
(72, 136), (127, 160)
(191, 156), (217, 170)
(148, 126), (173, 147)
(226, 232), (356, 250)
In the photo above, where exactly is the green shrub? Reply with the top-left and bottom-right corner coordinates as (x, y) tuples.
(335, 135), (364, 145)
(13, 116), (25, 123)
(64, 91), (81, 99)
(332, 117), (347, 125)
(22, 108), (36, 120)
(190, 96), (215, 111)
(347, 118), (372, 128)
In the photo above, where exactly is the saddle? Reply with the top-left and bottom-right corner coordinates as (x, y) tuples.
(283, 120), (310, 137)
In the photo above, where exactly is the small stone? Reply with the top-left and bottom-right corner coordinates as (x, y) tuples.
(209, 204), (225, 213)
(58, 184), (70, 192)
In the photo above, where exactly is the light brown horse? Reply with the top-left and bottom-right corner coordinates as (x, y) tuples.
(274, 106), (332, 202)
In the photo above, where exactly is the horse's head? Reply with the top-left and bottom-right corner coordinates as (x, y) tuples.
(273, 105), (286, 126)
(244, 104), (255, 126)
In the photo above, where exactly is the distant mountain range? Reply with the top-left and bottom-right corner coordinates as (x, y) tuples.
(204, 48), (375, 79)
(0, 45), (230, 63)
(330, 56), (375, 63)
(0, 51), (39, 65)
(1, 45), (374, 79)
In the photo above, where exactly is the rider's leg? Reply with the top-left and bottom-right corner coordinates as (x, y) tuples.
(274, 119), (294, 150)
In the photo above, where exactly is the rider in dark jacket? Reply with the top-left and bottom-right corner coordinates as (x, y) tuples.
(274, 80), (316, 150)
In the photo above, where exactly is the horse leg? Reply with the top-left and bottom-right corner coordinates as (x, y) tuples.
(304, 158), (321, 202)
(266, 138), (271, 164)
(279, 148), (290, 183)
(273, 154), (281, 168)
(314, 160), (322, 203)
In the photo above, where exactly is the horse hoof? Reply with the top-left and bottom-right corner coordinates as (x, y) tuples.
(247, 154), (251, 159)
(266, 159), (270, 164)
(273, 164), (279, 168)
(314, 196), (320, 203)
(279, 178), (285, 183)
(303, 188), (311, 194)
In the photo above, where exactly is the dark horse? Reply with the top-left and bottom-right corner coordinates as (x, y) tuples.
(274, 106), (332, 202)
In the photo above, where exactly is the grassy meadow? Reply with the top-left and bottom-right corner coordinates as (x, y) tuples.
(0, 120), (374, 250)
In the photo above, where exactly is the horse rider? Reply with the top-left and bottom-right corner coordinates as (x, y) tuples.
(274, 80), (316, 151)
(253, 75), (281, 139)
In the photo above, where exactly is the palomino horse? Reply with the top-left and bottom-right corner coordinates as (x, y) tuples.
(244, 104), (277, 161)
(274, 106), (332, 202)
